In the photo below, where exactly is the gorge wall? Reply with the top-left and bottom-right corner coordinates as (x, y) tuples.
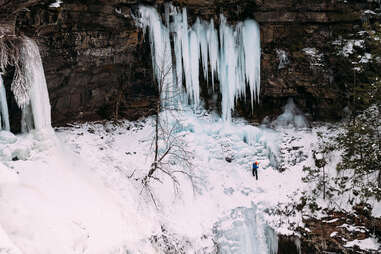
(0, 0), (379, 127)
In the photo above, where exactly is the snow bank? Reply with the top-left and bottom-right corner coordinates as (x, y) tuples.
(344, 237), (380, 251)
(0, 132), (135, 253)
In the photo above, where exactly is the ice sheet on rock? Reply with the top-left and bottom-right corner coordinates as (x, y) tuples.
(272, 98), (309, 129)
(137, 5), (261, 121)
(214, 204), (278, 254)
(0, 75), (10, 131)
(276, 49), (289, 70)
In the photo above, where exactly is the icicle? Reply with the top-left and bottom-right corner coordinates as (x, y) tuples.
(0, 75), (10, 131)
(180, 8), (193, 105)
(137, 5), (261, 121)
(189, 29), (200, 106)
(172, 7), (184, 93)
(194, 19), (209, 83)
(20, 38), (52, 131)
(138, 6), (174, 106)
(206, 19), (219, 90)
(241, 20), (261, 106)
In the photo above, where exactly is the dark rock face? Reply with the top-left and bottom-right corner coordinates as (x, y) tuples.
(13, 1), (158, 125)
(0, 0), (378, 125)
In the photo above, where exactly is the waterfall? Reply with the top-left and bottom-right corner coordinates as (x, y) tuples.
(137, 5), (261, 121)
(0, 75), (10, 131)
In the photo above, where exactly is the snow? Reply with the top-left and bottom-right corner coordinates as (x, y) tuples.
(337, 39), (365, 57)
(1, 104), (380, 252)
(52, 108), (318, 249)
(339, 224), (367, 233)
(344, 237), (380, 251)
(0, 224), (23, 254)
(359, 53), (372, 63)
(364, 10), (377, 15)
(0, 5), (379, 252)
(0, 105), (310, 252)
(49, 0), (63, 8)
(0, 131), (133, 253)
(302, 48), (324, 67)
(137, 5), (261, 121)
(372, 201), (381, 217)
(324, 218), (339, 223)
(276, 49), (289, 70)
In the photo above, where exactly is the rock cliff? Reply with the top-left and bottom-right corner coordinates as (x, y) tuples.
(0, 0), (379, 127)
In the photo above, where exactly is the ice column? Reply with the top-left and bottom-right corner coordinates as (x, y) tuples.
(0, 75), (10, 131)
(137, 5), (261, 120)
(138, 6), (176, 107)
(214, 205), (278, 254)
(20, 38), (51, 132)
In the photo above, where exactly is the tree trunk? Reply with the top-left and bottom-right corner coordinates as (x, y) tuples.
(148, 102), (160, 178)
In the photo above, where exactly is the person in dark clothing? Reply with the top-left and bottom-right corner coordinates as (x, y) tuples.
(252, 161), (259, 180)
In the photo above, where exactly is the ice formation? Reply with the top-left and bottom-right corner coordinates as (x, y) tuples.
(0, 75), (10, 131)
(272, 98), (309, 129)
(276, 49), (289, 70)
(1, 37), (52, 133)
(137, 5), (261, 121)
(49, 0), (63, 8)
(214, 205), (278, 254)
(20, 38), (51, 131)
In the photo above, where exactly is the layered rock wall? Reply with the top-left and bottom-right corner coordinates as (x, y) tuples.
(0, 0), (379, 125)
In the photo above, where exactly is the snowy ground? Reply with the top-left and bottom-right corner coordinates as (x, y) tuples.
(0, 109), (379, 253)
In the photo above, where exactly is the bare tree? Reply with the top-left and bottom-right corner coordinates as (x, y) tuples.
(142, 46), (193, 199)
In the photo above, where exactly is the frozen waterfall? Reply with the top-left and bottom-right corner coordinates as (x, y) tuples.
(20, 38), (51, 132)
(137, 5), (261, 121)
(0, 75), (10, 131)
(0, 37), (51, 133)
(214, 205), (278, 254)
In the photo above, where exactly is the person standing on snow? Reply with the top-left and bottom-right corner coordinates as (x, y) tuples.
(252, 161), (259, 180)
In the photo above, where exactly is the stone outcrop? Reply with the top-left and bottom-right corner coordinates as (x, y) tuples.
(0, 0), (379, 127)
(278, 204), (381, 254)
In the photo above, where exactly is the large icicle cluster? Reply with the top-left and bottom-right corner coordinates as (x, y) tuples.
(137, 5), (261, 121)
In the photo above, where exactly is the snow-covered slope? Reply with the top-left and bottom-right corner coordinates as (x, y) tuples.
(0, 108), (378, 253)
(0, 131), (133, 253)
(0, 108), (301, 253)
